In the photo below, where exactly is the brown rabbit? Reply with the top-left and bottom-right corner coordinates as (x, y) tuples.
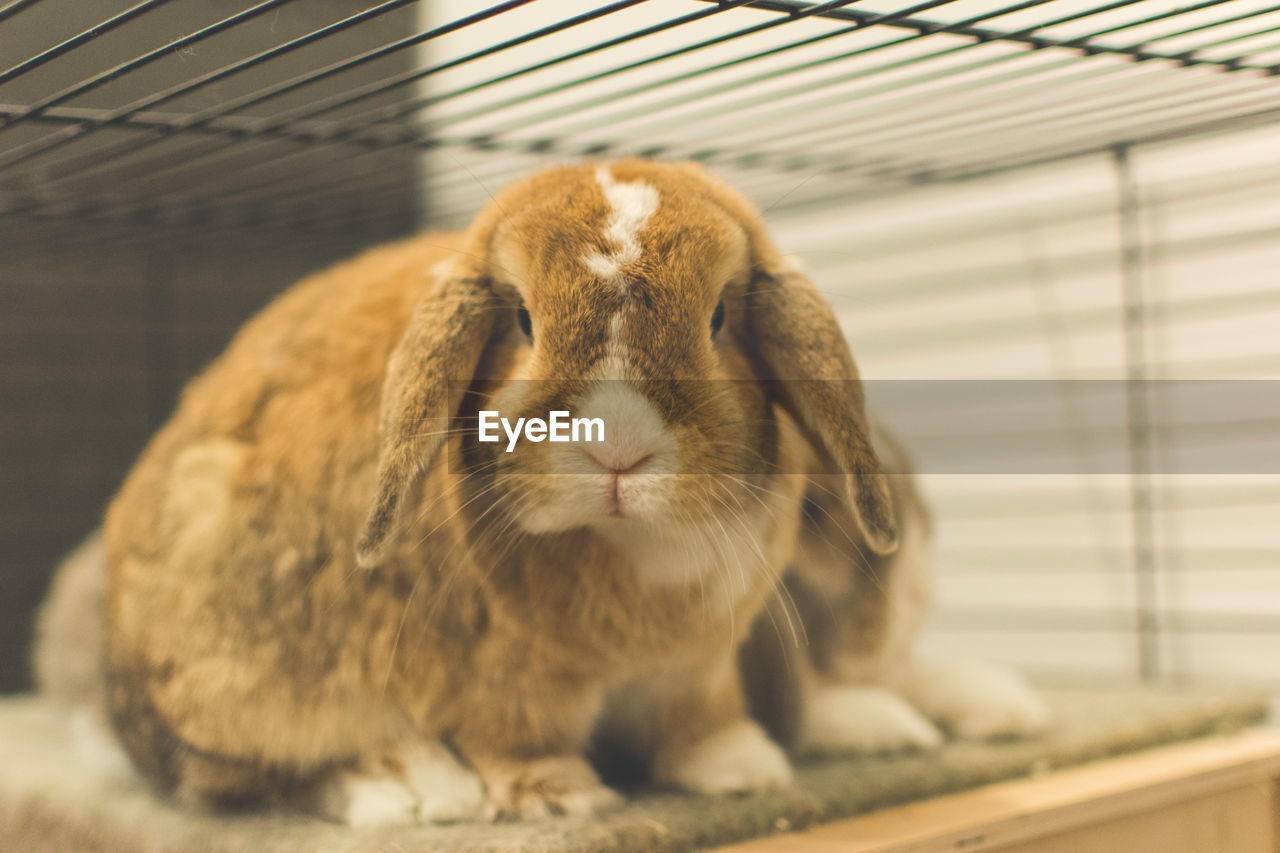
(97, 160), (899, 824)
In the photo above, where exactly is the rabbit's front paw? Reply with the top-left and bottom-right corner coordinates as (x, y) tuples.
(399, 741), (485, 823)
(908, 659), (1051, 740)
(480, 755), (622, 821)
(668, 721), (793, 795)
(800, 685), (943, 755)
(316, 741), (484, 826)
(318, 772), (420, 827)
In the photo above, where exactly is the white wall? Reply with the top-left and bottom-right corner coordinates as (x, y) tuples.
(412, 1), (1280, 689)
(766, 124), (1280, 687)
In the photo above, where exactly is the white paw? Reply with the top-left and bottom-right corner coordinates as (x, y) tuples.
(800, 685), (944, 755)
(322, 773), (419, 828)
(908, 659), (1051, 741)
(400, 742), (484, 823)
(670, 721), (793, 795)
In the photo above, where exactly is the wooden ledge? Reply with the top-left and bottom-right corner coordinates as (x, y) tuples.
(714, 727), (1280, 852)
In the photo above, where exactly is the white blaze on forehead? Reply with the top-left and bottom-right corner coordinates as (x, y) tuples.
(598, 311), (631, 381)
(582, 165), (659, 284)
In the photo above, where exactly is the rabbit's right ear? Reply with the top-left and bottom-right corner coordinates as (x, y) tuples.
(667, 161), (897, 554)
(742, 265), (899, 556)
(355, 273), (497, 568)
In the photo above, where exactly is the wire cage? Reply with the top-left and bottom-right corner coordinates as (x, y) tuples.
(2, 0), (1279, 693)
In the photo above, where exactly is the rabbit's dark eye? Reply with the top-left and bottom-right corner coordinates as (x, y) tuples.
(710, 300), (726, 336)
(801, 494), (822, 525)
(516, 303), (533, 339)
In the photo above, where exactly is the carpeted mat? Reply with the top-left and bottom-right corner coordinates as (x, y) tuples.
(0, 687), (1269, 853)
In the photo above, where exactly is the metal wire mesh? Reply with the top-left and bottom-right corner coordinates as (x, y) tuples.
(1, 0), (1278, 228)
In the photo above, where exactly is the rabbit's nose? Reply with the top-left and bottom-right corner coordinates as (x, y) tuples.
(584, 445), (653, 476)
(576, 399), (664, 478)
(572, 381), (676, 476)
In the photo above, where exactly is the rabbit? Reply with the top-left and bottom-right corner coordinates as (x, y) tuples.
(742, 427), (1051, 758)
(94, 159), (900, 825)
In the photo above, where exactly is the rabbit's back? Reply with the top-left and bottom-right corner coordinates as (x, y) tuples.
(101, 234), (471, 775)
(107, 232), (456, 560)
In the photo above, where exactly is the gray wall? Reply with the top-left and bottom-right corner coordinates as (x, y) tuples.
(0, 220), (416, 692)
(0, 0), (424, 691)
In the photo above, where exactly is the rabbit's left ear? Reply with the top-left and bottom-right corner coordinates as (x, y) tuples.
(741, 263), (899, 555)
(668, 161), (896, 554)
(355, 273), (497, 567)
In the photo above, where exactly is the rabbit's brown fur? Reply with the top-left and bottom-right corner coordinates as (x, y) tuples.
(101, 160), (898, 820)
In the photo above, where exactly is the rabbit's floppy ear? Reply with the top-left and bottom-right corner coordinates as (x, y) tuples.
(743, 262), (898, 555)
(663, 161), (896, 553)
(355, 272), (497, 567)
(669, 161), (898, 554)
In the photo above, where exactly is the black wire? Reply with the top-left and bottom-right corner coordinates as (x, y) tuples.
(239, 0), (663, 131)
(17, 76), (1271, 228)
(0, 0), (428, 172)
(0, 0), (296, 130)
(886, 86), (1280, 182)
(843, 76), (1279, 165)
(236, 0), (1280, 197)
(1133, 2), (1280, 47)
(4, 0), (1280, 224)
(523, 0), (1057, 149)
(12, 0), (688, 216)
(327, 0), (762, 133)
(824, 70), (1236, 159)
(495, 0), (1127, 142)
(518, 0), (1276, 170)
(0, 0), (173, 86)
(798, 76), (1280, 188)
(0, 0), (41, 25)
(741, 41), (1274, 172)
(764, 100), (1280, 205)
(664, 0), (1241, 157)
(456, 0), (1269, 141)
(0, 0), (979, 212)
(15, 72), (1270, 228)
(154, 0), (550, 131)
(0, 0), (755, 214)
(416, 0), (870, 136)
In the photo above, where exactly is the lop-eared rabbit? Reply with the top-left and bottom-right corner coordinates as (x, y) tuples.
(35, 161), (1046, 826)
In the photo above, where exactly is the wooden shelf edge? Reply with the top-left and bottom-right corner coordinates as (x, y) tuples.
(711, 727), (1280, 853)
